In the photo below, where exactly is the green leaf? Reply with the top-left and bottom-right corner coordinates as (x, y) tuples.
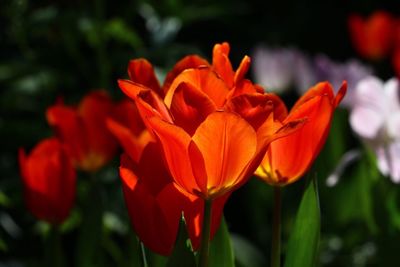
(284, 177), (320, 267)
(125, 232), (143, 267)
(0, 191), (11, 207)
(166, 216), (196, 267)
(209, 216), (235, 267)
(146, 249), (167, 267)
(0, 236), (8, 252)
(356, 156), (378, 233)
(231, 234), (266, 267)
(386, 191), (400, 230)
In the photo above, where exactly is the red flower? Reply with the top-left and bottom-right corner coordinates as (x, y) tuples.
(392, 22), (400, 77)
(19, 138), (76, 224)
(255, 82), (347, 186)
(119, 149), (227, 255)
(46, 91), (118, 172)
(108, 90), (227, 255)
(118, 43), (303, 199)
(393, 48), (400, 78)
(348, 11), (395, 60)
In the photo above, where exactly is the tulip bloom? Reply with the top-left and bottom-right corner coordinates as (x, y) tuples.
(19, 138), (76, 224)
(350, 76), (400, 182)
(108, 101), (227, 254)
(119, 43), (303, 200)
(348, 11), (395, 60)
(255, 82), (347, 186)
(119, 149), (227, 255)
(108, 85), (228, 255)
(46, 91), (118, 172)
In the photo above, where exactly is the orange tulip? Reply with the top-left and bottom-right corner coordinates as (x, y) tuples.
(348, 11), (395, 60)
(108, 86), (228, 256)
(255, 82), (347, 186)
(46, 91), (118, 172)
(119, 149), (228, 255)
(118, 43), (304, 199)
(19, 138), (76, 224)
(107, 99), (151, 162)
(128, 42), (251, 96)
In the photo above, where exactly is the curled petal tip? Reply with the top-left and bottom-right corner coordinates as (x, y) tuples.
(335, 81), (348, 107)
(234, 55), (251, 84)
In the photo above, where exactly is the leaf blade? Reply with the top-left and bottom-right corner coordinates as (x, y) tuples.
(284, 177), (320, 267)
(209, 216), (235, 267)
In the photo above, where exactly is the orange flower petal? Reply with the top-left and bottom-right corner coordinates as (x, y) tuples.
(170, 82), (217, 135)
(127, 58), (163, 96)
(264, 94), (333, 185)
(226, 79), (259, 99)
(243, 114), (306, 186)
(334, 81), (347, 108)
(146, 117), (200, 195)
(191, 112), (257, 198)
(224, 94), (274, 130)
(106, 118), (149, 162)
(118, 79), (173, 123)
(290, 82), (334, 112)
(265, 93), (289, 121)
(188, 141), (208, 196)
(234, 55), (251, 85)
(163, 55), (210, 93)
(112, 99), (146, 137)
(212, 42), (235, 87)
(120, 154), (173, 255)
(156, 183), (189, 251)
(118, 79), (150, 100)
(165, 68), (230, 109)
(138, 142), (174, 195)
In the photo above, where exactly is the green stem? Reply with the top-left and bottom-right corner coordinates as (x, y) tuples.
(75, 175), (104, 267)
(271, 187), (282, 267)
(140, 241), (148, 267)
(198, 199), (213, 267)
(46, 225), (64, 267)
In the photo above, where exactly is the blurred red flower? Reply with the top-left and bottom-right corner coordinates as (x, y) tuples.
(46, 91), (118, 172)
(348, 11), (395, 60)
(19, 138), (76, 224)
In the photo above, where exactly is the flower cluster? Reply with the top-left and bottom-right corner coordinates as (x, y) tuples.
(115, 42), (345, 254)
(19, 91), (122, 224)
(18, 42), (345, 260)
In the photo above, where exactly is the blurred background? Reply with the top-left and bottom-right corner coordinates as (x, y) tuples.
(1, 0), (400, 266)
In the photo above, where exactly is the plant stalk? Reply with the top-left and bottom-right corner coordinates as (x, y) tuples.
(271, 186), (282, 267)
(198, 199), (213, 267)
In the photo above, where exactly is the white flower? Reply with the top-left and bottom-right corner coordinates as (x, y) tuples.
(252, 45), (315, 94)
(350, 76), (400, 182)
